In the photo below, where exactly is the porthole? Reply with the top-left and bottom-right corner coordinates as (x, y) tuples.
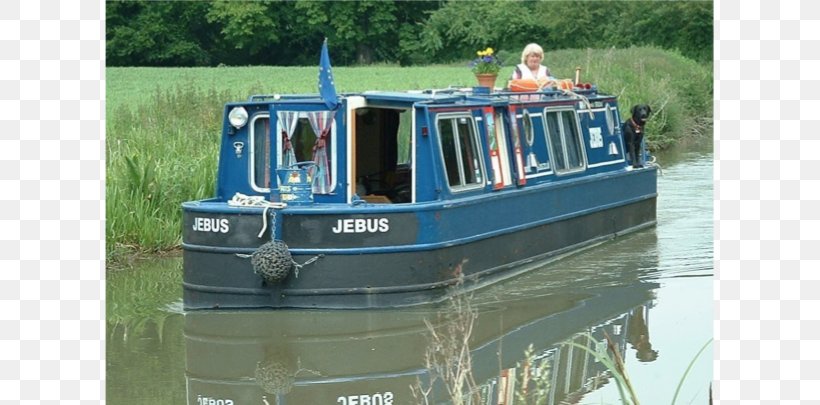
(523, 110), (534, 146)
(605, 103), (615, 134)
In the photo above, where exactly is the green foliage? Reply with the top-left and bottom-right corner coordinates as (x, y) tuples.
(514, 344), (552, 403)
(106, 1), (214, 66)
(206, 1), (280, 55)
(296, 0), (396, 64)
(419, 0), (541, 62)
(544, 46), (713, 150)
(106, 0), (439, 67)
(106, 46), (711, 259)
(105, 1), (712, 67)
(123, 154), (157, 203)
(622, 1), (714, 63)
(671, 338), (713, 405)
(419, 0), (713, 65)
(565, 333), (639, 404)
(565, 333), (713, 405)
(106, 79), (230, 257)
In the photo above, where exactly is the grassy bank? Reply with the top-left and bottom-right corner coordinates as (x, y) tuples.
(106, 46), (712, 262)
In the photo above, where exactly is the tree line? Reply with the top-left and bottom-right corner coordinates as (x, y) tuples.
(106, 0), (712, 67)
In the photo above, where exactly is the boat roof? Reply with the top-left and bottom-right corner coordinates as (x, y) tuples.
(236, 86), (610, 108)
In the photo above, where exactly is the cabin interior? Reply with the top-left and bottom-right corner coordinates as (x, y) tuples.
(352, 107), (413, 204)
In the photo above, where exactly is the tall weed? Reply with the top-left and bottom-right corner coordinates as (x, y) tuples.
(106, 85), (226, 258)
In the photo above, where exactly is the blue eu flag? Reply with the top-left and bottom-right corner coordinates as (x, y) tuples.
(318, 39), (338, 110)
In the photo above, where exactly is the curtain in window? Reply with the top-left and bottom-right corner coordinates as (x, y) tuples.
(306, 111), (334, 194)
(277, 111), (300, 168)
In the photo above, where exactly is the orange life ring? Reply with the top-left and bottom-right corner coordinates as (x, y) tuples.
(509, 78), (578, 92)
(509, 78), (553, 92)
(556, 79), (574, 91)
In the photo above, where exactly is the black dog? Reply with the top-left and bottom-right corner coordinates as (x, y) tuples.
(622, 104), (651, 168)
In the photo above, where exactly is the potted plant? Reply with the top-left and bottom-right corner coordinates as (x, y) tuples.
(470, 47), (502, 89)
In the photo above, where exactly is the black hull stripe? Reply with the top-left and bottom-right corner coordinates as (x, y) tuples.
(183, 220), (654, 298)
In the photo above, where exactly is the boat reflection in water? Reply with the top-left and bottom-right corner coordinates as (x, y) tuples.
(184, 231), (660, 405)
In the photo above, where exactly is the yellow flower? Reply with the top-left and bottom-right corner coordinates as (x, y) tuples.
(486, 47), (494, 55)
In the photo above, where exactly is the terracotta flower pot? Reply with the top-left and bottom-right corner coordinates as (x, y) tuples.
(475, 73), (498, 90)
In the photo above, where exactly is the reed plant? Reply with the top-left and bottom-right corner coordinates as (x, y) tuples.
(106, 46), (712, 261)
(106, 84), (229, 261)
(411, 276), (481, 405)
(565, 332), (713, 405)
(513, 343), (553, 404)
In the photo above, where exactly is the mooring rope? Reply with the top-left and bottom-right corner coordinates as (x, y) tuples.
(228, 192), (287, 208)
(559, 88), (595, 118)
(227, 192), (287, 238)
(646, 155), (664, 176)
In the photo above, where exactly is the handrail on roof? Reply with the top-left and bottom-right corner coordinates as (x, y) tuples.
(243, 84), (602, 105)
(248, 94), (279, 101)
(247, 94), (323, 102)
(422, 85), (470, 97)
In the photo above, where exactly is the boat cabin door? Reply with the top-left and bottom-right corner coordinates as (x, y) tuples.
(349, 97), (415, 204)
(482, 106), (516, 188)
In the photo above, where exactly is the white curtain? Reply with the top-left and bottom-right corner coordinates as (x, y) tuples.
(306, 111), (334, 194)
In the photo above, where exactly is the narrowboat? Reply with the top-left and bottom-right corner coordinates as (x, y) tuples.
(182, 80), (657, 310)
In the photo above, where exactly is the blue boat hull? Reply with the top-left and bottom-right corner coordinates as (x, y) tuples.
(182, 168), (657, 309)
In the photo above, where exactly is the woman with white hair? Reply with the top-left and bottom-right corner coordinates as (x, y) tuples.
(510, 43), (555, 81)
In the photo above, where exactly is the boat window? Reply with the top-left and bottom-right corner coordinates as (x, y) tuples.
(251, 110), (337, 194)
(439, 119), (460, 186)
(545, 113), (566, 170)
(250, 114), (271, 191)
(276, 110), (336, 194)
(437, 115), (484, 191)
(291, 118), (318, 162)
(544, 109), (586, 174)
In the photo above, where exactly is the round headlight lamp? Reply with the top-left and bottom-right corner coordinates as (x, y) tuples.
(228, 106), (249, 129)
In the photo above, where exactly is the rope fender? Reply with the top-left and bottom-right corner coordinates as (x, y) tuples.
(228, 195), (324, 283)
(237, 240), (325, 283)
(248, 240), (294, 283)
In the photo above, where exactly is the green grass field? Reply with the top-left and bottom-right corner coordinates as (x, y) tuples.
(106, 46), (712, 264)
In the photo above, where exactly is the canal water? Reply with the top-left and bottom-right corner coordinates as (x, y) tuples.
(106, 144), (713, 405)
